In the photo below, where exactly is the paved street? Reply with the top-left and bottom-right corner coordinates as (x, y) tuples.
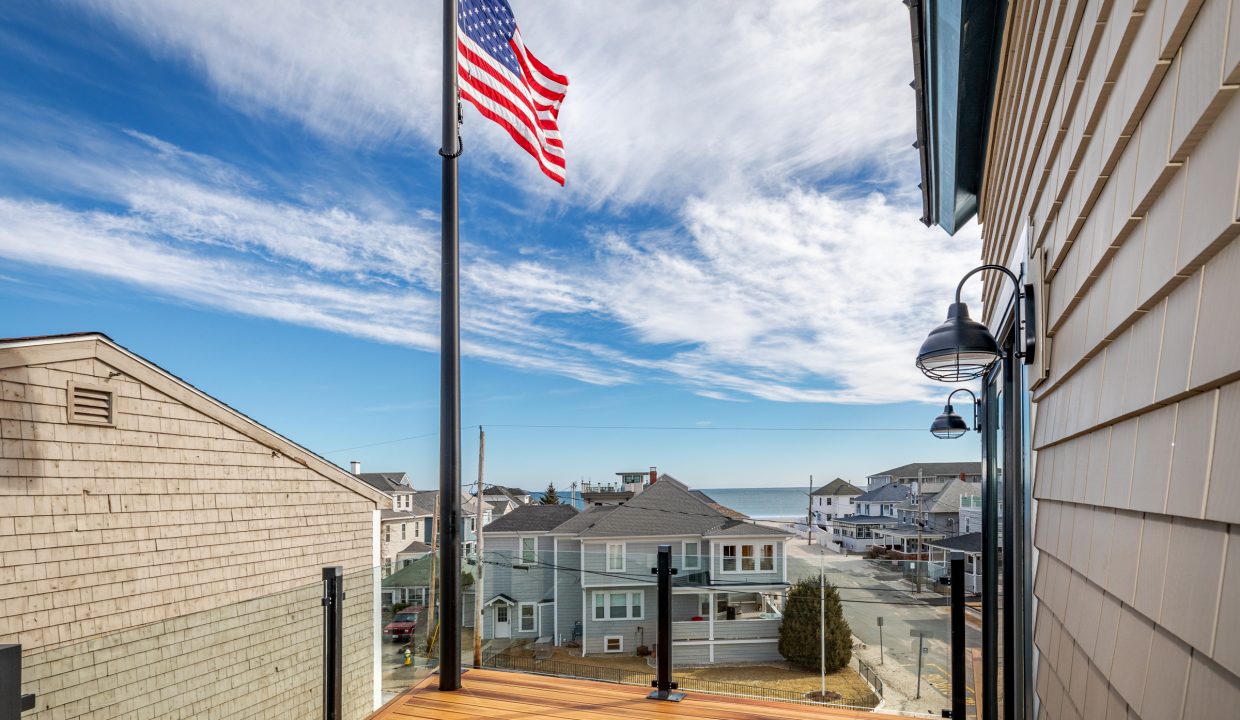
(785, 540), (978, 716)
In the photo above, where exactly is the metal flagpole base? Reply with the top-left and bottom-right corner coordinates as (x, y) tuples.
(646, 690), (685, 702)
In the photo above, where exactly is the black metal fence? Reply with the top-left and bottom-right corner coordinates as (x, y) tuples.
(855, 656), (884, 699)
(481, 652), (880, 710)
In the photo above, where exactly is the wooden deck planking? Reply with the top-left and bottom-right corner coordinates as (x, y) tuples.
(371, 669), (896, 720)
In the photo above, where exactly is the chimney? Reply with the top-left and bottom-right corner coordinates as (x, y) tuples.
(649, 467), (657, 485)
(350, 461), (361, 475)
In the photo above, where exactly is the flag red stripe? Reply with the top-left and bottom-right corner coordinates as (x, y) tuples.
(510, 43), (565, 116)
(461, 86), (565, 185)
(457, 39), (563, 152)
(455, 8), (567, 185)
(458, 60), (565, 165)
(512, 29), (568, 87)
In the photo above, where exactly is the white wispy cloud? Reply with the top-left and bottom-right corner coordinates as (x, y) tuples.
(0, 129), (978, 402)
(76, 0), (919, 206)
(0, 2), (983, 403)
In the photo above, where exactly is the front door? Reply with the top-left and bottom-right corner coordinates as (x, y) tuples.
(494, 605), (511, 639)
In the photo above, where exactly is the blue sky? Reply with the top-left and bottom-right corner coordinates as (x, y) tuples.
(0, 1), (984, 488)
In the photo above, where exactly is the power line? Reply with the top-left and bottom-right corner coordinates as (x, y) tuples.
(485, 423), (927, 432)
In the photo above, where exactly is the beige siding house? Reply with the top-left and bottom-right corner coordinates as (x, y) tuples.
(912, 0), (1240, 716)
(985, 1), (1240, 717)
(1, 333), (389, 720)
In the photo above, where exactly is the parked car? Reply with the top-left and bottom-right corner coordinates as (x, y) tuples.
(383, 606), (422, 642)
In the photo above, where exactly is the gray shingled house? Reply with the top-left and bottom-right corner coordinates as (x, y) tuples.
(480, 475), (792, 665)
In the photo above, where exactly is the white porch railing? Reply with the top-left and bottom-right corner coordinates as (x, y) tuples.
(672, 617), (781, 642)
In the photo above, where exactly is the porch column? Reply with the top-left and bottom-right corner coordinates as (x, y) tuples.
(708, 592), (715, 640)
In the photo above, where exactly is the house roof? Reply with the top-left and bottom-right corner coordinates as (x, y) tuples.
(834, 515), (900, 525)
(408, 491), (439, 515)
(549, 478), (789, 539)
(397, 540), (432, 555)
(811, 478), (864, 496)
(0, 333), (389, 507)
(702, 520), (789, 537)
(381, 510), (420, 521)
(855, 483), (912, 503)
(356, 472), (411, 494)
(483, 485), (530, 497)
(927, 532), (983, 554)
(922, 478), (981, 514)
(868, 462), (981, 479)
(548, 505), (619, 535)
(483, 504), (579, 533)
(382, 555), (435, 588)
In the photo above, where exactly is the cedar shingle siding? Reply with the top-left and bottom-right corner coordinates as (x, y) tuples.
(980, 0), (1240, 715)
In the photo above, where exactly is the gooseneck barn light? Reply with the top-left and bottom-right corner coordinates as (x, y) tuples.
(930, 388), (980, 439)
(916, 264), (1035, 382)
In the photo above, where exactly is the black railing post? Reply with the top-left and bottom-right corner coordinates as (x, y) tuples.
(1, 644), (36, 719)
(647, 545), (683, 702)
(949, 551), (966, 718)
(322, 566), (344, 720)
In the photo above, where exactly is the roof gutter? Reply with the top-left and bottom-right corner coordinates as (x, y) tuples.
(906, 0), (934, 227)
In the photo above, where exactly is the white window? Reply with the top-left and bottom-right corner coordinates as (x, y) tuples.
(591, 591), (643, 620)
(740, 544), (756, 571)
(521, 537), (536, 564)
(606, 543), (625, 571)
(760, 543), (775, 571)
(401, 523), (407, 540)
(603, 636), (623, 653)
(720, 543), (777, 573)
(825, 497), (832, 505)
(519, 603), (536, 632)
(683, 541), (700, 570)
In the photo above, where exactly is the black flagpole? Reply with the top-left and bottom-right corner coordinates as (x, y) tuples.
(437, 0), (462, 693)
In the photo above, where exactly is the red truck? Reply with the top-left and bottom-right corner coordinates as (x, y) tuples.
(383, 606), (422, 643)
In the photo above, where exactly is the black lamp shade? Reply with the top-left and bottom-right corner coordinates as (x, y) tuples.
(930, 403), (969, 439)
(915, 302), (1003, 382)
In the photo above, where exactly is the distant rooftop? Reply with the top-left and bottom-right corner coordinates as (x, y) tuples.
(811, 477), (864, 496)
(868, 462), (981, 479)
(483, 503), (579, 533)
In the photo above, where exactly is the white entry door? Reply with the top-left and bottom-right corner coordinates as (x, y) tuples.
(494, 605), (511, 639)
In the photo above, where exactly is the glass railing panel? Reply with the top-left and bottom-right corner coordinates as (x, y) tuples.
(458, 547), (897, 711)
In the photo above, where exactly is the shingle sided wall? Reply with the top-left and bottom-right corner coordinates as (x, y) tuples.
(0, 350), (377, 719)
(979, 0), (1240, 718)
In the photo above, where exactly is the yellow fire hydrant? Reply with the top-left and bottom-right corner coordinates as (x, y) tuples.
(404, 648), (412, 667)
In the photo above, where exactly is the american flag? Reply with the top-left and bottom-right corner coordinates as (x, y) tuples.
(457, 0), (568, 185)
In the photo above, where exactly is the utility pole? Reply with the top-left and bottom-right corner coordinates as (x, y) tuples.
(915, 469), (924, 594)
(819, 547), (826, 698)
(473, 426), (485, 668)
(807, 474), (814, 546)
(426, 494), (440, 656)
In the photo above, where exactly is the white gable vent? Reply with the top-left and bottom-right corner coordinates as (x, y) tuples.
(67, 381), (114, 426)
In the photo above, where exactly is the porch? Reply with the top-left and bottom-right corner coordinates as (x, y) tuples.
(370, 668), (896, 720)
